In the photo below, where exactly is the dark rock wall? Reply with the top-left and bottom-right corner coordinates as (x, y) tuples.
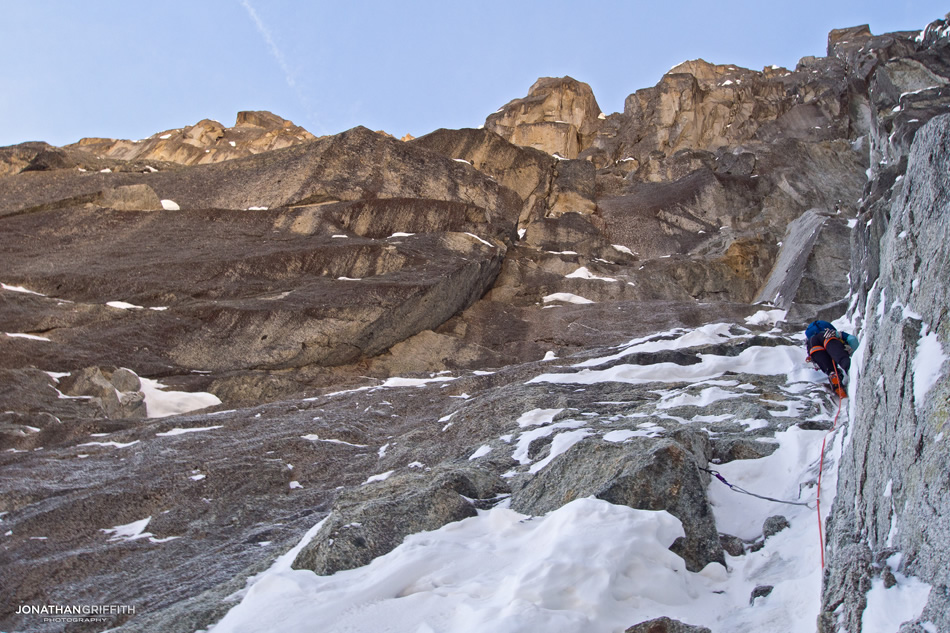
(819, 16), (950, 631)
(821, 114), (950, 633)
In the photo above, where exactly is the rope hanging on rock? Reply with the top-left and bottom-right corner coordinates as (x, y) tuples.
(703, 376), (846, 568)
(700, 467), (814, 508)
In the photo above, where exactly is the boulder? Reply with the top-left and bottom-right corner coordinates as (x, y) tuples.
(827, 25), (872, 55)
(762, 515), (790, 539)
(750, 585), (774, 604)
(711, 437), (779, 463)
(21, 147), (75, 172)
(110, 367), (141, 393)
(95, 184), (163, 211)
(510, 434), (725, 572)
(719, 534), (746, 557)
(625, 617), (711, 633)
(182, 119), (225, 147)
(0, 142), (55, 177)
(292, 465), (509, 575)
(0, 368), (147, 444)
(57, 367), (146, 419)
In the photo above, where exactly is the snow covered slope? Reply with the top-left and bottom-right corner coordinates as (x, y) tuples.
(205, 315), (867, 633)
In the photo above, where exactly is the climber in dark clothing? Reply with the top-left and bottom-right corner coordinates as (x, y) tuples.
(805, 320), (858, 398)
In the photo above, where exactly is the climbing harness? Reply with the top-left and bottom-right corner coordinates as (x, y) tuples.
(808, 332), (850, 399)
(700, 467), (814, 508)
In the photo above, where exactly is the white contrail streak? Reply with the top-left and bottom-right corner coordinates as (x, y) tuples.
(239, 0), (296, 89)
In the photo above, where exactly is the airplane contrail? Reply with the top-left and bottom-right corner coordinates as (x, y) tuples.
(238, 0), (325, 133)
(239, 0), (297, 89)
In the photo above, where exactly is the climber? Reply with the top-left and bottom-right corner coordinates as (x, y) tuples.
(805, 320), (858, 398)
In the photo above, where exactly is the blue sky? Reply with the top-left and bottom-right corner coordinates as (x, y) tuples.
(1, 1), (947, 147)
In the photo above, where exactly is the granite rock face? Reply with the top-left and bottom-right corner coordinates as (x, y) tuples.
(485, 76), (603, 159)
(1, 14), (949, 633)
(409, 127), (556, 222)
(816, 22), (950, 631)
(819, 113), (950, 633)
(0, 128), (517, 382)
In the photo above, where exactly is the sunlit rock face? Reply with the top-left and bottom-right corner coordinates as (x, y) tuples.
(485, 76), (603, 160)
(66, 110), (317, 165)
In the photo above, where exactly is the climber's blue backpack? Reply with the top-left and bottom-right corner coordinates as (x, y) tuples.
(805, 320), (836, 339)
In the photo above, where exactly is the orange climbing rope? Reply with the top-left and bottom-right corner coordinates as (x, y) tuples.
(816, 390), (845, 568)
